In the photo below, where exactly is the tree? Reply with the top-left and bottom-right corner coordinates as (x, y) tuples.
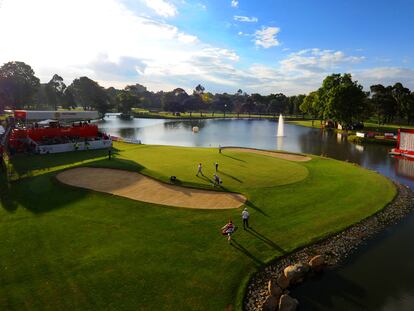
(288, 94), (306, 116)
(117, 90), (138, 115)
(300, 91), (321, 126)
(183, 95), (203, 117)
(162, 88), (188, 113)
(61, 87), (77, 110)
(212, 94), (232, 117)
(392, 82), (413, 124)
(125, 83), (147, 95)
(370, 84), (396, 124)
(0, 61), (40, 112)
(242, 97), (256, 118)
(45, 74), (66, 110)
(70, 77), (111, 114)
(194, 84), (205, 95)
(317, 74), (367, 127)
(268, 93), (288, 116)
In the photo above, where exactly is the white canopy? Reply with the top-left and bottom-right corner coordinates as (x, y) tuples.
(14, 110), (100, 121)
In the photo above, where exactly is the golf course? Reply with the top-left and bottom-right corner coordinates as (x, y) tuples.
(0, 142), (396, 310)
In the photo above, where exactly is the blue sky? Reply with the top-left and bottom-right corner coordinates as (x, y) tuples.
(0, 0), (413, 94)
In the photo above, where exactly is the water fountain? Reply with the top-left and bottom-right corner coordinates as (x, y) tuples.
(277, 114), (284, 137)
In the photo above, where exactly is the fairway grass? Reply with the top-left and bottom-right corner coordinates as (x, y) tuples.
(0, 143), (396, 310)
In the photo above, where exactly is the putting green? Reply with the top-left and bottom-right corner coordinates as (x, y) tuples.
(117, 145), (310, 189)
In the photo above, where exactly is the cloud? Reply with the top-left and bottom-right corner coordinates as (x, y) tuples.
(231, 0), (239, 8)
(234, 15), (258, 23)
(143, 0), (177, 17)
(0, 0), (240, 91)
(280, 49), (365, 73)
(0, 0), (412, 96)
(354, 67), (414, 90)
(254, 27), (281, 48)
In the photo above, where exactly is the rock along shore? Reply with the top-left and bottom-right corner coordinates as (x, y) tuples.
(244, 183), (414, 311)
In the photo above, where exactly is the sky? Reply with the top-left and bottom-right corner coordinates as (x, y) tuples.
(0, 0), (413, 95)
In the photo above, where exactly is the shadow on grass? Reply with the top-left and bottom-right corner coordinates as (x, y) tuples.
(219, 170), (243, 183)
(221, 154), (246, 163)
(0, 169), (19, 212)
(197, 174), (215, 185)
(9, 147), (121, 178)
(246, 228), (286, 254)
(231, 239), (263, 266)
(1, 157), (144, 214)
(245, 200), (269, 217)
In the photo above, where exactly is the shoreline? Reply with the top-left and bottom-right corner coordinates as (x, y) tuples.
(243, 182), (414, 311)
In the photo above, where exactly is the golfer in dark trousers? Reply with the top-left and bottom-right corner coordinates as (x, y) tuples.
(242, 208), (250, 229)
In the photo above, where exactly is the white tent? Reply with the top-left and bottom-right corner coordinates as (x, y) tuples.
(14, 110), (100, 121)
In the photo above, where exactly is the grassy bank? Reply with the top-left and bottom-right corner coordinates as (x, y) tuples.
(287, 119), (412, 134)
(0, 143), (396, 310)
(348, 135), (397, 146)
(132, 109), (303, 120)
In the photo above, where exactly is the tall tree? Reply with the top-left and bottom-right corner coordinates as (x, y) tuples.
(45, 74), (66, 110)
(61, 86), (77, 110)
(300, 91), (321, 126)
(370, 84), (396, 124)
(117, 90), (138, 115)
(194, 84), (205, 95)
(0, 61), (40, 112)
(317, 73), (367, 126)
(392, 82), (413, 124)
(268, 93), (288, 116)
(70, 77), (111, 114)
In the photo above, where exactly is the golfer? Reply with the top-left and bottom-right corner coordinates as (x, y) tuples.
(108, 147), (112, 160)
(221, 220), (235, 243)
(196, 163), (203, 176)
(242, 208), (250, 229)
(215, 162), (219, 172)
(213, 173), (222, 186)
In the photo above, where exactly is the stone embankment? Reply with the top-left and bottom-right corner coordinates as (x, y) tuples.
(244, 183), (414, 311)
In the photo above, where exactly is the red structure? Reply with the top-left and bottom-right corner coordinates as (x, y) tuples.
(390, 128), (414, 159)
(6, 110), (111, 154)
(8, 124), (101, 151)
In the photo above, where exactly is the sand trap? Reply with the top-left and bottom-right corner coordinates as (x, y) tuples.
(225, 148), (311, 162)
(57, 167), (246, 209)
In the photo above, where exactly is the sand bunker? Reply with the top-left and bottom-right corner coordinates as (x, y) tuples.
(225, 148), (311, 162)
(57, 167), (246, 209)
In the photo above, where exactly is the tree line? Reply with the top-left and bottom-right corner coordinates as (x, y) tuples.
(0, 61), (304, 117)
(1, 61), (414, 126)
(299, 73), (414, 127)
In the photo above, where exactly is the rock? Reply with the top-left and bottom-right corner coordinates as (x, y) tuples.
(283, 263), (310, 283)
(268, 279), (283, 298)
(309, 255), (325, 272)
(262, 295), (278, 311)
(278, 294), (299, 311)
(276, 273), (290, 289)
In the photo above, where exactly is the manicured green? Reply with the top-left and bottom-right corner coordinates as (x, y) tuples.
(0, 143), (396, 310)
(286, 119), (322, 129)
(288, 119), (412, 134)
